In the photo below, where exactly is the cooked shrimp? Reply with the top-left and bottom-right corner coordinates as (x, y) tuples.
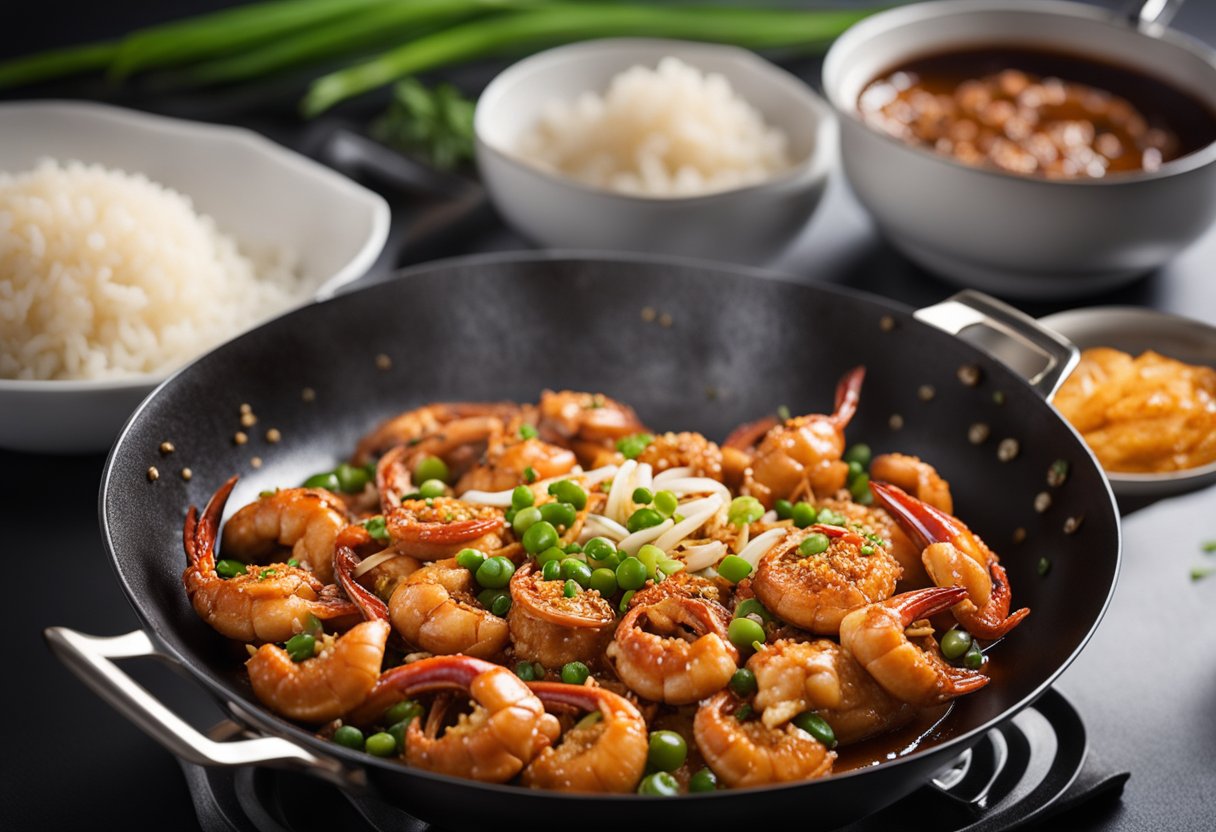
(815, 497), (927, 588)
(349, 655), (560, 782)
(634, 431), (726, 480)
(385, 497), (505, 561)
(625, 571), (724, 609)
(694, 690), (835, 788)
(538, 390), (647, 464)
(220, 487), (347, 584)
(246, 620), (389, 723)
(391, 559), (510, 658)
(870, 453), (953, 514)
(839, 586), (989, 707)
(508, 563), (616, 669)
(183, 477), (357, 643)
(735, 366), (865, 507)
(606, 595), (738, 704)
(871, 482), (1030, 640)
(353, 402), (521, 465)
(749, 638), (916, 745)
(521, 683), (648, 793)
(751, 524), (900, 635)
(456, 435), (578, 494)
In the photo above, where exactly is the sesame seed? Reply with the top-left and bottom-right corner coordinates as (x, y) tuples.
(266, 428), (282, 444)
(641, 306), (657, 322)
(1063, 515), (1083, 535)
(234, 431), (248, 446)
(301, 387), (316, 402)
(240, 412), (257, 428)
(251, 456), (263, 469)
(147, 466), (160, 482)
(918, 385), (936, 402)
(879, 315), (896, 332)
(997, 438), (1019, 462)
(968, 423), (990, 445)
(658, 313), (673, 328)
(159, 441), (175, 455)
(375, 354), (392, 371)
(888, 413), (904, 430)
(1034, 491), (1052, 513)
(181, 468), (193, 481)
(957, 364), (982, 387)
(1012, 527), (1027, 544)
(239, 403), (252, 415)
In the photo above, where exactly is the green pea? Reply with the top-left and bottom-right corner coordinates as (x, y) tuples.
(522, 520), (558, 555)
(519, 423), (539, 440)
(537, 546), (566, 565)
(548, 480), (588, 511)
(728, 495), (764, 527)
(941, 628), (973, 660)
(848, 472), (871, 503)
(365, 732), (398, 758)
(384, 699), (423, 726)
(632, 486), (654, 505)
(637, 544), (664, 579)
(412, 456), (449, 484)
(415, 478), (443, 499)
(653, 490), (679, 517)
(303, 471), (339, 490)
(539, 501), (577, 529)
(619, 590), (636, 613)
(616, 433), (654, 460)
(728, 617), (765, 652)
(561, 558), (593, 588)
(964, 641), (984, 670)
(589, 568), (618, 597)
(733, 598), (773, 623)
(512, 505), (543, 536)
(626, 507), (665, 533)
(532, 662), (546, 679)
(647, 730), (688, 772)
(216, 559), (247, 579)
(515, 661), (537, 681)
(387, 721), (407, 753)
(637, 771), (680, 796)
(799, 533), (831, 557)
(478, 588), (507, 609)
(333, 725), (364, 750)
(563, 579), (579, 598)
(847, 460), (865, 480)
(817, 508), (847, 526)
(475, 556), (515, 589)
(563, 542), (583, 554)
(584, 537), (617, 566)
(284, 633), (316, 663)
(455, 548), (486, 571)
(729, 667), (758, 696)
(657, 558), (684, 577)
(791, 501), (817, 529)
(541, 559), (562, 581)
(843, 443), (872, 468)
(689, 767), (718, 793)
(561, 661), (590, 685)
(616, 557), (647, 591)
(334, 463), (371, 494)
(510, 488), (535, 515)
(491, 593), (512, 617)
(793, 712), (837, 748)
(774, 499), (794, 520)
(717, 554), (753, 584)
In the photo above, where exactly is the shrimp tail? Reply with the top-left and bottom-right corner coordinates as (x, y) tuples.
(723, 416), (777, 451)
(958, 561), (1032, 640)
(348, 655), (499, 725)
(184, 475), (239, 574)
(831, 366), (866, 428)
(889, 585), (969, 624)
(334, 545), (391, 622)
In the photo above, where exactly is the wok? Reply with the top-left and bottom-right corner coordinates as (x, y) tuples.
(47, 253), (1119, 830)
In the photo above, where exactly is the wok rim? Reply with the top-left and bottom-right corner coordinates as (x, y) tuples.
(97, 249), (1122, 803)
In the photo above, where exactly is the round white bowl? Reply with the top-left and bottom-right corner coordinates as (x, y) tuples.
(823, 0), (1216, 300)
(0, 101), (391, 455)
(474, 38), (836, 264)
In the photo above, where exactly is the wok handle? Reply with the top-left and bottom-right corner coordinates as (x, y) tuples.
(914, 290), (1079, 400)
(44, 627), (353, 783)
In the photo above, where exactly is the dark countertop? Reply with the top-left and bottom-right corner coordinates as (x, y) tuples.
(2, 2), (1215, 830)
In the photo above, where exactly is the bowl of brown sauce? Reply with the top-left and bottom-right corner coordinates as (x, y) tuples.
(823, 0), (1216, 299)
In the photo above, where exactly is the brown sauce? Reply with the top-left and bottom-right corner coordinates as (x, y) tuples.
(859, 46), (1216, 179)
(834, 703), (955, 773)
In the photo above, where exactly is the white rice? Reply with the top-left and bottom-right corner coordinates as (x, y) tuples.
(0, 159), (303, 381)
(514, 56), (792, 197)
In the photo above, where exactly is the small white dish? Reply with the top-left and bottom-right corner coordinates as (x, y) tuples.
(1040, 306), (1216, 498)
(823, 0), (1216, 300)
(0, 101), (390, 455)
(475, 38), (836, 264)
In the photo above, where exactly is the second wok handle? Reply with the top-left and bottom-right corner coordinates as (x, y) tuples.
(914, 290), (1079, 400)
(44, 627), (353, 784)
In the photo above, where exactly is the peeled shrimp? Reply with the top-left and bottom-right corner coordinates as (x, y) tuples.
(390, 559), (510, 658)
(538, 390), (646, 464)
(385, 497), (505, 561)
(220, 487), (347, 584)
(870, 453), (954, 514)
(353, 402), (521, 466)
(349, 655), (560, 783)
(455, 433), (578, 494)
(694, 690), (835, 788)
(839, 586), (989, 707)
(521, 683), (648, 793)
(246, 620), (389, 723)
(183, 477), (356, 643)
(606, 595), (738, 704)
(508, 562), (616, 669)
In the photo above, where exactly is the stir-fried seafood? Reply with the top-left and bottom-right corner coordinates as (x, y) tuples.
(178, 376), (1030, 794)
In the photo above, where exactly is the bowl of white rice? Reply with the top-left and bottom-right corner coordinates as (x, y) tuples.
(0, 101), (390, 454)
(475, 39), (836, 263)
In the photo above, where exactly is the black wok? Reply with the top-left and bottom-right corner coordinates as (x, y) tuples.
(51, 253), (1119, 830)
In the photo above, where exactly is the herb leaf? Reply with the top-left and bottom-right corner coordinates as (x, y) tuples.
(371, 77), (474, 171)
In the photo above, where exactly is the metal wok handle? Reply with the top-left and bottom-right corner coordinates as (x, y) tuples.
(914, 290), (1080, 400)
(44, 627), (355, 784)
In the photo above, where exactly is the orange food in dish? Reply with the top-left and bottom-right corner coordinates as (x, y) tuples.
(1054, 348), (1216, 474)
